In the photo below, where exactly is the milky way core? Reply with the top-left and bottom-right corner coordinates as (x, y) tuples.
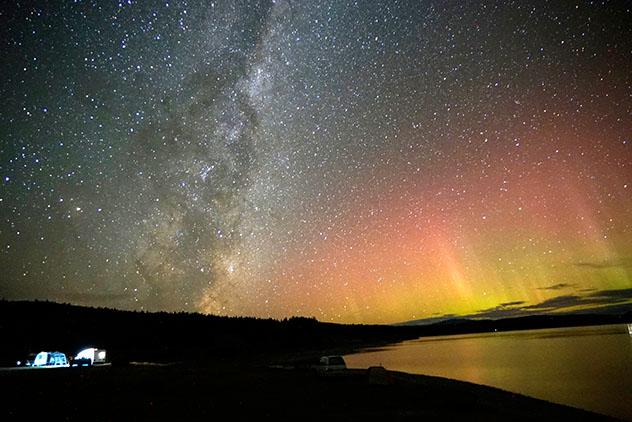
(1, 1), (631, 323)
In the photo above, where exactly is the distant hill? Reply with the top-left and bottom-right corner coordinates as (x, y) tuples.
(0, 300), (417, 366)
(1, 300), (630, 366)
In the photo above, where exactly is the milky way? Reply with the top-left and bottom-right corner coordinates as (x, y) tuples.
(1, 1), (631, 323)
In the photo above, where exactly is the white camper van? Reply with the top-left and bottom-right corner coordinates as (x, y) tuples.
(73, 348), (107, 366)
(32, 351), (69, 367)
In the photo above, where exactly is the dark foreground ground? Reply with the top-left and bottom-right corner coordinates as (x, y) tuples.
(0, 362), (619, 421)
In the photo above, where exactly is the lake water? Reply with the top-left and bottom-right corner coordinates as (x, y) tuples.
(344, 324), (632, 421)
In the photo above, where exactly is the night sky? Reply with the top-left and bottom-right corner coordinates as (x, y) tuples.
(1, 1), (631, 323)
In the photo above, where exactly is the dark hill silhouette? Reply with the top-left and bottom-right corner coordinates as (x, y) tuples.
(0, 300), (418, 366)
(1, 300), (630, 366)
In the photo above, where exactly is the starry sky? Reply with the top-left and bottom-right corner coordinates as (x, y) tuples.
(1, 1), (631, 324)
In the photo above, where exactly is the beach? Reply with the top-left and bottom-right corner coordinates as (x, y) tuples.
(0, 362), (618, 421)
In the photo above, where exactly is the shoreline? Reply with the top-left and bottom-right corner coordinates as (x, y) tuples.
(0, 361), (619, 421)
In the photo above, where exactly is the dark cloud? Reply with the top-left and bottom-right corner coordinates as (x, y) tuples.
(429, 288), (632, 321)
(499, 301), (526, 307)
(519, 288), (632, 312)
(586, 288), (632, 301)
(469, 306), (530, 320)
(538, 283), (577, 291)
(523, 295), (583, 310)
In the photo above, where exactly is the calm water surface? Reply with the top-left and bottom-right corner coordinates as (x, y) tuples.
(345, 324), (632, 421)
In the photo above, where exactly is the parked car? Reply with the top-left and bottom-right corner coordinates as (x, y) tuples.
(318, 355), (347, 371)
(71, 357), (92, 367)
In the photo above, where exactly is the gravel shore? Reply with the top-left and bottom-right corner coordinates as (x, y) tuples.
(0, 362), (619, 421)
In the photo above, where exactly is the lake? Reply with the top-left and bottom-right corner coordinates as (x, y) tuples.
(344, 324), (632, 421)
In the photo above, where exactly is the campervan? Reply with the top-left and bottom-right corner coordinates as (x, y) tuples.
(32, 351), (68, 367)
(73, 348), (107, 366)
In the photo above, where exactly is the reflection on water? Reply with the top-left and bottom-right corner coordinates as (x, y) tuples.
(345, 324), (632, 421)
